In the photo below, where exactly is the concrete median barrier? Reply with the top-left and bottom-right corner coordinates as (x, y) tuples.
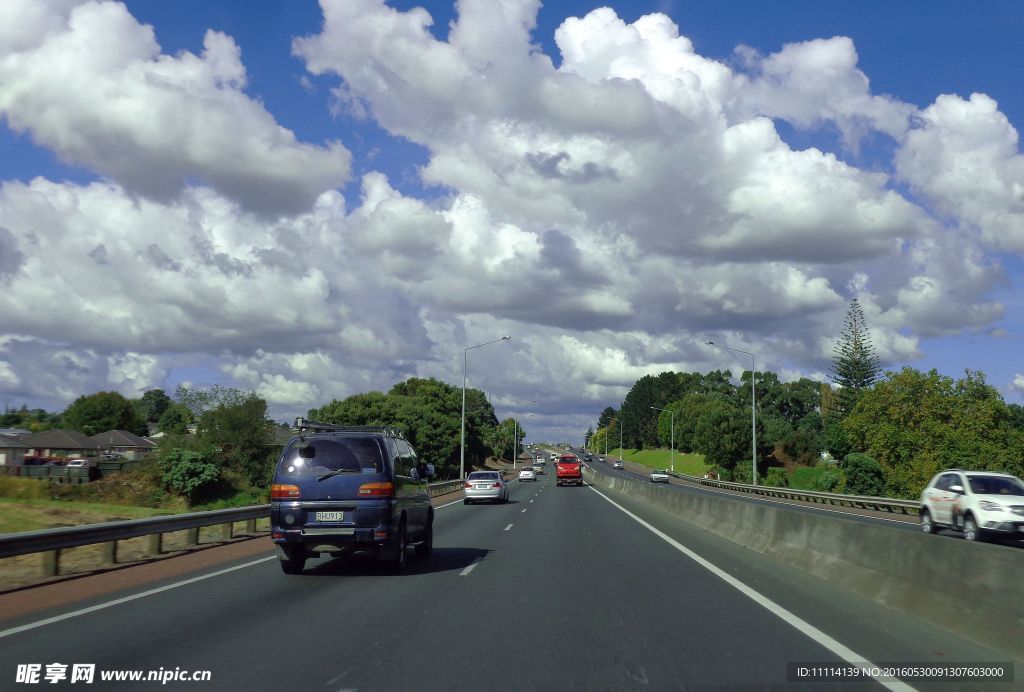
(584, 468), (1024, 660)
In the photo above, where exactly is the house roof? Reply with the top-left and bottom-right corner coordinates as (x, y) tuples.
(0, 428), (32, 438)
(0, 437), (27, 449)
(18, 429), (100, 449)
(88, 430), (155, 448)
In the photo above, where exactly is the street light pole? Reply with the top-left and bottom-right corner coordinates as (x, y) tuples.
(461, 336), (511, 480)
(650, 406), (675, 473)
(705, 340), (757, 485)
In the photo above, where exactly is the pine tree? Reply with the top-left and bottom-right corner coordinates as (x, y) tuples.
(830, 299), (881, 417)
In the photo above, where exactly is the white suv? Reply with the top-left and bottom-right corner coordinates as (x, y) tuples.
(919, 470), (1024, 541)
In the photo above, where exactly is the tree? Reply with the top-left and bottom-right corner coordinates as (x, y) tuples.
(842, 368), (1021, 497)
(157, 403), (192, 434)
(196, 392), (274, 486)
(174, 384), (251, 418)
(830, 299), (881, 417)
(308, 377), (499, 479)
(63, 391), (146, 436)
(134, 389), (172, 424)
(692, 398), (750, 475)
(597, 407), (617, 431)
(841, 453), (885, 496)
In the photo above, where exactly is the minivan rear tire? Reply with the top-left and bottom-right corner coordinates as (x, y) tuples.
(389, 523), (408, 574)
(280, 548), (307, 575)
(415, 519), (433, 558)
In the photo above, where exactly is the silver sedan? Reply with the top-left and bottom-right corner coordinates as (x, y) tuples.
(464, 471), (510, 504)
(650, 469), (670, 483)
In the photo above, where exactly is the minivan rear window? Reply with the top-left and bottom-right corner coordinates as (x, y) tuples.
(277, 437), (385, 476)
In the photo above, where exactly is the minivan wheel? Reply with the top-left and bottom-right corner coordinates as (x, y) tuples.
(390, 524), (408, 573)
(415, 520), (433, 558)
(920, 509), (936, 534)
(963, 515), (983, 542)
(279, 548), (307, 575)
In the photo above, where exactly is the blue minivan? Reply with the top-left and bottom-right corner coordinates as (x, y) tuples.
(270, 419), (435, 574)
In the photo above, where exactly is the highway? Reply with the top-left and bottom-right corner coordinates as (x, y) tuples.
(579, 451), (1024, 551)
(1, 470), (1018, 690)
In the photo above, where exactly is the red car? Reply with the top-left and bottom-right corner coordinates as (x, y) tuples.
(556, 454), (583, 486)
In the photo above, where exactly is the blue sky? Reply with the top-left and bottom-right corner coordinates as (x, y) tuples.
(1, 0), (1023, 441)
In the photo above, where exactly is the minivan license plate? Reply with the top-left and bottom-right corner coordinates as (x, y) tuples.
(315, 512), (345, 522)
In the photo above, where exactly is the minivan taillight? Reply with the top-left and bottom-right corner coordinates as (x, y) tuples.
(358, 481), (394, 497)
(271, 484), (300, 500)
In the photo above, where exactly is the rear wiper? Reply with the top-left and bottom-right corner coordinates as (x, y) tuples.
(317, 468), (358, 482)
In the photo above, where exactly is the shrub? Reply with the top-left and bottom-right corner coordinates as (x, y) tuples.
(764, 467), (788, 487)
(789, 465), (824, 490)
(841, 453), (885, 496)
(158, 449), (219, 503)
(815, 468), (843, 492)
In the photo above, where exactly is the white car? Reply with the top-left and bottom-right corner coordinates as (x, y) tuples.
(612, 460), (623, 470)
(519, 468), (536, 481)
(650, 470), (670, 483)
(920, 470), (1024, 541)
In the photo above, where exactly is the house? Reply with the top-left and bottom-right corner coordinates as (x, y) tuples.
(0, 437), (27, 466)
(88, 430), (157, 460)
(18, 429), (102, 459)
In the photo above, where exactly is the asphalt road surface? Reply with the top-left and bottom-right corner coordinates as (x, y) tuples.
(1, 473), (1017, 691)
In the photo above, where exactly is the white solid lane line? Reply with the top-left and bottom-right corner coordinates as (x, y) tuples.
(503, 524), (514, 531)
(585, 485), (915, 692)
(460, 557), (484, 576)
(0, 556), (277, 640)
(521, 509), (527, 513)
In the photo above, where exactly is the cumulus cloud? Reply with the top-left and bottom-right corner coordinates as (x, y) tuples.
(1012, 373), (1024, 395)
(0, 0), (1021, 442)
(0, 0), (350, 215)
(894, 92), (1024, 252)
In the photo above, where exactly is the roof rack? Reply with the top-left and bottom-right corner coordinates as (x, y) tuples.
(294, 417), (406, 438)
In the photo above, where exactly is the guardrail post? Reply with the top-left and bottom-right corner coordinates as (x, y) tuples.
(148, 532), (162, 556)
(246, 518), (257, 534)
(101, 541), (117, 566)
(221, 522), (233, 540)
(42, 549), (59, 577)
(185, 527), (199, 546)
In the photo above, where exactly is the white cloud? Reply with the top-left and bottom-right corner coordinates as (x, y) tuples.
(894, 92), (1024, 252)
(734, 36), (913, 149)
(0, 0), (1021, 443)
(1012, 374), (1024, 395)
(0, 0), (350, 215)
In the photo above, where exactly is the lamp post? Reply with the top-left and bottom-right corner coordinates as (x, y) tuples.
(650, 406), (675, 473)
(705, 340), (757, 485)
(461, 336), (511, 480)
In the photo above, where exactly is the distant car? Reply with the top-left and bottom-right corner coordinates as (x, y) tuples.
(532, 463), (545, 475)
(920, 470), (1024, 541)
(612, 460), (623, 469)
(65, 459), (93, 468)
(464, 471), (509, 504)
(650, 470), (670, 483)
(519, 468), (536, 482)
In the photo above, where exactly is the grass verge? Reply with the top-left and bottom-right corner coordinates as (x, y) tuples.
(0, 497), (180, 534)
(604, 448), (709, 475)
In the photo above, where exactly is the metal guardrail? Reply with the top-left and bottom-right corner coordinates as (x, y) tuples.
(428, 479), (465, 497)
(664, 470), (920, 514)
(0, 479), (468, 577)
